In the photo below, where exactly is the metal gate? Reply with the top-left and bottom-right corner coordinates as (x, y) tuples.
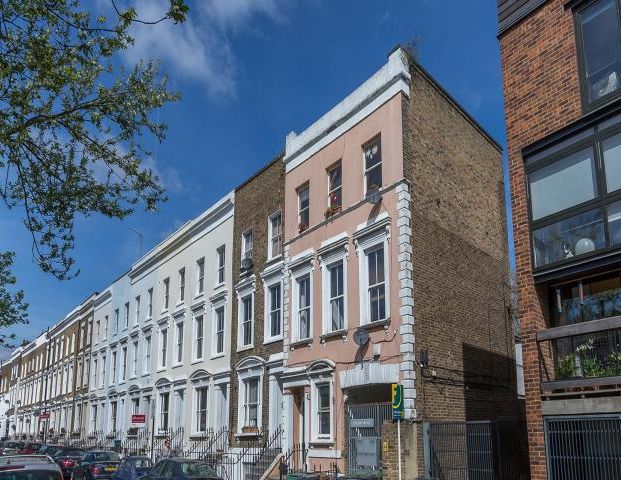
(545, 415), (621, 480)
(346, 402), (392, 474)
(424, 420), (529, 480)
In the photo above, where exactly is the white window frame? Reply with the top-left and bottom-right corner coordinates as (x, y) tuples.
(114, 309), (119, 333)
(144, 335), (152, 374)
(217, 246), (226, 285)
(179, 268), (186, 304)
(193, 313), (204, 361)
(110, 351), (117, 385)
(158, 391), (170, 432)
(197, 257), (205, 296)
(363, 136), (382, 195)
(319, 243), (348, 335)
(159, 328), (168, 369)
(100, 355), (106, 388)
(236, 277), (255, 351)
(124, 302), (130, 329)
(174, 321), (184, 366)
(135, 296), (141, 326)
(311, 376), (334, 443)
(297, 184), (310, 231)
(241, 230), (253, 259)
(193, 383), (209, 435)
(92, 358), (98, 390)
(262, 270), (284, 344)
(268, 211), (283, 260)
(291, 261), (313, 343)
(327, 161), (342, 209)
(131, 340), (138, 378)
(163, 278), (170, 311)
(236, 363), (263, 434)
(120, 346), (127, 382)
(211, 303), (226, 358)
(356, 227), (390, 326)
(147, 288), (153, 319)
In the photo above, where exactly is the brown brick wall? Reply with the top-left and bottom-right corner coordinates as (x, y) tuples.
(402, 63), (523, 472)
(229, 157), (285, 446)
(500, 1), (584, 478)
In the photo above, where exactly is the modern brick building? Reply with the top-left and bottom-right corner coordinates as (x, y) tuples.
(499, 0), (621, 477)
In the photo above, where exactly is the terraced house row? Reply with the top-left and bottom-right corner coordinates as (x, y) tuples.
(0, 48), (523, 478)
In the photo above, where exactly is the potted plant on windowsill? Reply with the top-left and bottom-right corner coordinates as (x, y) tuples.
(298, 223), (308, 233)
(324, 204), (341, 219)
(241, 425), (259, 434)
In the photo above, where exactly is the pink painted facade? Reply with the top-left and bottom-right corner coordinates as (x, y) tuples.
(281, 90), (409, 469)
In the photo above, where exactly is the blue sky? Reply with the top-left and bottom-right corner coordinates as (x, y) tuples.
(0, 0), (513, 349)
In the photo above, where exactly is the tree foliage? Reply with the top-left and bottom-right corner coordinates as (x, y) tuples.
(0, 252), (27, 347)
(0, 0), (187, 339)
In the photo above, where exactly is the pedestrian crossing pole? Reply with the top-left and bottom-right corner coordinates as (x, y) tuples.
(392, 384), (404, 480)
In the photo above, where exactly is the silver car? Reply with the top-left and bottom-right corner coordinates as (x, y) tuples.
(0, 455), (63, 480)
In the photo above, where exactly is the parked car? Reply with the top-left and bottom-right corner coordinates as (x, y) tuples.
(53, 449), (86, 479)
(0, 455), (63, 480)
(0, 442), (25, 456)
(110, 457), (151, 480)
(139, 459), (221, 480)
(70, 451), (120, 480)
(20, 443), (43, 455)
(38, 445), (64, 457)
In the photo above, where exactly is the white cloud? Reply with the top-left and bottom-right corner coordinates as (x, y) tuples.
(142, 155), (184, 194)
(118, 0), (286, 98)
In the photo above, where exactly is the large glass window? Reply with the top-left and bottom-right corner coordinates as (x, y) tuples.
(532, 209), (606, 267)
(316, 384), (331, 437)
(328, 162), (342, 210)
(269, 212), (283, 259)
(604, 133), (621, 192)
(195, 387), (208, 433)
(241, 296), (253, 347)
(215, 306), (225, 355)
(577, 0), (621, 105)
(364, 138), (382, 194)
(159, 392), (169, 431)
(298, 185), (310, 232)
(195, 315), (204, 359)
(529, 148), (597, 220)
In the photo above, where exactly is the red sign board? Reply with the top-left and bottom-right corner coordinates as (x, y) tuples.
(39, 413), (50, 420)
(131, 414), (146, 424)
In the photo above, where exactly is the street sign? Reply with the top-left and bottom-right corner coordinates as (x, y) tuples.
(39, 412), (50, 421)
(391, 383), (404, 421)
(131, 414), (146, 425)
(350, 418), (375, 428)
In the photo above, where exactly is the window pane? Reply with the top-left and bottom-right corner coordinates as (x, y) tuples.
(330, 263), (343, 298)
(370, 285), (386, 322)
(365, 140), (381, 169)
(532, 209), (605, 267)
(604, 133), (621, 192)
(579, 0), (621, 103)
(609, 200), (621, 245)
(331, 298), (344, 331)
(529, 148), (597, 220)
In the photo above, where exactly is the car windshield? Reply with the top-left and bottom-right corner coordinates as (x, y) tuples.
(179, 463), (217, 478)
(134, 460), (151, 469)
(88, 453), (119, 462)
(0, 471), (62, 480)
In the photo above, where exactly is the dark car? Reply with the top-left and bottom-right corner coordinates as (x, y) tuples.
(21, 443), (43, 455)
(70, 451), (120, 480)
(110, 457), (151, 480)
(140, 459), (221, 480)
(38, 445), (63, 456)
(53, 448), (86, 479)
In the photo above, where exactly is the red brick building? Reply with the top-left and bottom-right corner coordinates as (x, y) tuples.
(499, 0), (621, 478)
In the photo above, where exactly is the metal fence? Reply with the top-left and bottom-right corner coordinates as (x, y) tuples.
(424, 420), (529, 480)
(345, 402), (392, 473)
(545, 415), (621, 480)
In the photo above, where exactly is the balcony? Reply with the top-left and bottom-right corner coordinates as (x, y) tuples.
(537, 316), (621, 391)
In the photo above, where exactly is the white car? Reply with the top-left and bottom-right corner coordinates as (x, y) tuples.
(0, 455), (63, 480)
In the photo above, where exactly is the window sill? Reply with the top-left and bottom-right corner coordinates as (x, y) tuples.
(210, 353), (225, 360)
(214, 282), (226, 290)
(360, 318), (391, 331)
(156, 368), (167, 373)
(263, 336), (283, 346)
(191, 358), (204, 365)
(171, 363), (183, 369)
(320, 330), (347, 341)
(310, 439), (334, 446)
(290, 338), (313, 348)
(236, 431), (261, 438)
(237, 345), (254, 353)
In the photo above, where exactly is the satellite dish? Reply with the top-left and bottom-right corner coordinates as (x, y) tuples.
(353, 328), (370, 346)
(241, 257), (253, 271)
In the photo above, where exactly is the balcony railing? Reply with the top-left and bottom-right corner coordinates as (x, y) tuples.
(537, 315), (621, 390)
